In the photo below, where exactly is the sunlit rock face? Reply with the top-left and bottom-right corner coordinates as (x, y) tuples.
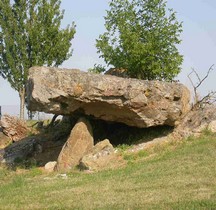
(27, 66), (190, 128)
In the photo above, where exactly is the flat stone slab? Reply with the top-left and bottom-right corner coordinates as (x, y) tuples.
(27, 66), (190, 128)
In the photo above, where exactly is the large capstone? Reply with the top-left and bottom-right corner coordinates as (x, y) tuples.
(27, 66), (190, 128)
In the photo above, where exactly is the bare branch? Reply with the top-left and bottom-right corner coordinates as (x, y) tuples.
(187, 71), (195, 87)
(187, 64), (216, 109)
(191, 68), (201, 83)
(196, 64), (214, 89)
(197, 91), (216, 105)
(187, 70), (199, 104)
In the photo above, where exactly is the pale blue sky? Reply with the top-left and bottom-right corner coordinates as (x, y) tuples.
(1, 0), (216, 107)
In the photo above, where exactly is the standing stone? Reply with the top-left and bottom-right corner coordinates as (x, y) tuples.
(55, 118), (94, 172)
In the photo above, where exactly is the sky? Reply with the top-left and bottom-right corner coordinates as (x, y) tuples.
(1, 0), (216, 111)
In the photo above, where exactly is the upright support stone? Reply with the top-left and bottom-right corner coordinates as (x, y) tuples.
(55, 117), (94, 172)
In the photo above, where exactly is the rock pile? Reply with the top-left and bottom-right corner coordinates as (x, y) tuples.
(173, 105), (216, 138)
(0, 115), (28, 142)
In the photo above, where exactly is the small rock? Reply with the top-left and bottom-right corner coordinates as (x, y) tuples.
(105, 68), (128, 78)
(56, 173), (68, 179)
(90, 139), (114, 155)
(208, 120), (216, 133)
(44, 161), (57, 173)
(79, 139), (116, 171)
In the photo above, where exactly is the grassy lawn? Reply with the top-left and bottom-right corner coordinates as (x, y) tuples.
(0, 132), (216, 209)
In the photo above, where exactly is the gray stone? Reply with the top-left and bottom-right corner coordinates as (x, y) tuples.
(0, 136), (38, 165)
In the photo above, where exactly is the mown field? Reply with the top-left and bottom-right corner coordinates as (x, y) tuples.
(0, 131), (216, 210)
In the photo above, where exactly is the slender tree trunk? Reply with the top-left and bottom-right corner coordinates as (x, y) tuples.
(19, 87), (26, 120)
(48, 114), (59, 128)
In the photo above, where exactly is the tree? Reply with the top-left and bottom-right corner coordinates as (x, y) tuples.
(96, 0), (183, 81)
(88, 64), (106, 74)
(0, 0), (76, 119)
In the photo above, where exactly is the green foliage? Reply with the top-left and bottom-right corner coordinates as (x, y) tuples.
(27, 167), (43, 177)
(116, 143), (132, 152)
(96, 0), (183, 81)
(88, 64), (106, 74)
(0, 167), (10, 180)
(14, 157), (38, 169)
(11, 175), (26, 188)
(0, 0), (76, 118)
(123, 149), (149, 162)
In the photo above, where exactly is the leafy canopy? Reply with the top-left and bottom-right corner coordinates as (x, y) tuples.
(96, 0), (183, 81)
(0, 0), (76, 92)
(88, 64), (106, 74)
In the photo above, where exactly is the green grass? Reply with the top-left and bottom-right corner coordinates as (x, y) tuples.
(0, 132), (216, 209)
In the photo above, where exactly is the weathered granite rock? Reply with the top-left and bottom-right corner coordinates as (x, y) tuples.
(0, 136), (38, 165)
(105, 68), (128, 78)
(79, 139), (114, 171)
(173, 105), (216, 138)
(55, 117), (94, 172)
(0, 115), (28, 142)
(27, 66), (191, 128)
(208, 120), (216, 133)
(129, 105), (216, 153)
(44, 161), (57, 173)
(0, 131), (11, 149)
(80, 139), (126, 171)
